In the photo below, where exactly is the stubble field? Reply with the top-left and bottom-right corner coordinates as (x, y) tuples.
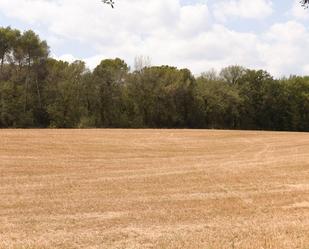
(0, 129), (308, 249)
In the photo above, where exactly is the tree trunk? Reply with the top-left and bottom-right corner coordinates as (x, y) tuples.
(24, 76), (29, 112)
(0, 57), (3, 72)
(0, 56), (4, 79)
(0, 54), (6, 122)
(35, 75), (42, 109)
(24, 59), (31, 113)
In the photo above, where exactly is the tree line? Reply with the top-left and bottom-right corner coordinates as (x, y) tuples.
(0, 26), (308, 131)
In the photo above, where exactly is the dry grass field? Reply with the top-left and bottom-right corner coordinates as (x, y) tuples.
(0, 129), (308, 249)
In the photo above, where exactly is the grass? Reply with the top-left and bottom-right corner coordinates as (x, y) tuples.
(0, 129), (308, 249)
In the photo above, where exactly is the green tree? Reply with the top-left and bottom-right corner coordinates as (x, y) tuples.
(219, 65), (246, 85)
(237, 69), (274, 129)
(44, 59), (86, 128)
(25, 31), (48, 111)
(0, 81), (25, 127)
(194, 75), (243, 129)
(0, 27), (20, 76)
(127, 66), (195, 128)
(283, 76), (309, 131)
(92, 58), (129, 127)
(1, 25), (309, 131)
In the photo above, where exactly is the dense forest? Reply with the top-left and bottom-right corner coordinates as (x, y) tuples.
(0, 26), (308, 131)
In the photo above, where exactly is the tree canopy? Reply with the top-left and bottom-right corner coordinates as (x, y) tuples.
(0, 27), (308, 131)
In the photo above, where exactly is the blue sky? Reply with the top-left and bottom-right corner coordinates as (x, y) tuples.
(0, 0), (308, 76)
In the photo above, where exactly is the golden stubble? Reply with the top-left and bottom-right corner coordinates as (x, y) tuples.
(0, 129), (308, 249)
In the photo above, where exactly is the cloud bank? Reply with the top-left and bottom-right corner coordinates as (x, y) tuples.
(0, 0), (309, 76)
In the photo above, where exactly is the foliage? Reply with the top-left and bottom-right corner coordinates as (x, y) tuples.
(102, 0), (115, 8)
(301, 0), (309, 8)
(0, 27), (308, 131)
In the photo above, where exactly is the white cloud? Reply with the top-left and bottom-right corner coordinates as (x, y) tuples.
(0, 0), (211, 70)
(1, 0), (309, 77)
(258, 21), (309, 77)
(53, 53), (79, 63)
(213, 0), (273, 22)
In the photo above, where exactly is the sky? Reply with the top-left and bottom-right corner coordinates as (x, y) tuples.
(0, 0), (309, 77)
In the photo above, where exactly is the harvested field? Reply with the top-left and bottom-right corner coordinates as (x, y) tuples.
(0, 129), (308, 249)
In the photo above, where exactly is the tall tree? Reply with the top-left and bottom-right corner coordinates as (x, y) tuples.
(1, 26), (309, 131)
(44, 59), (86, 128)
(237, 69), (274, 129)
(92, 58), (129, 127)
(127, 66), (195, 128)
(194, 75), (243, 129)
(15, 30), (49, 113)
(219, 65), (246, 85)
(0, 27), (20, 76)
